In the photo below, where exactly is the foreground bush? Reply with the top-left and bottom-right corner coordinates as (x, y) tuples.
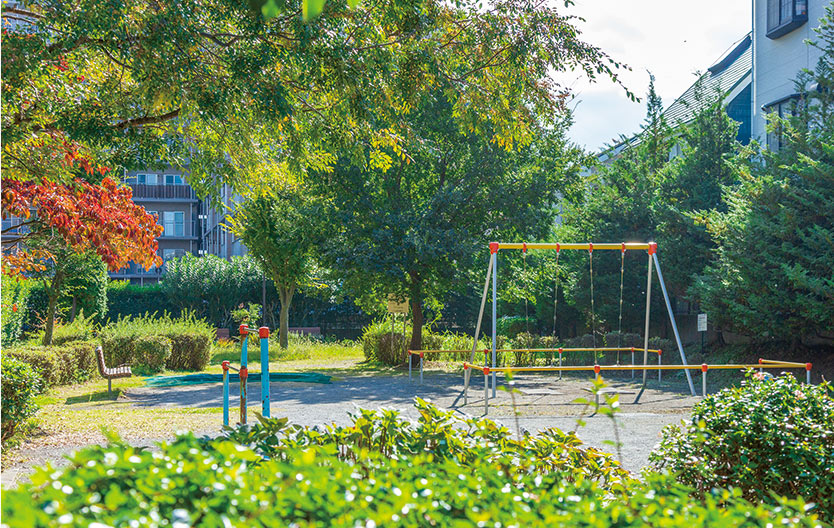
(1, 355), (42, 442)
(5, 341), (98, 387)
(649, 372), (834, 520)
(2, 401), (825, 527)
(101, 312), (214, 372)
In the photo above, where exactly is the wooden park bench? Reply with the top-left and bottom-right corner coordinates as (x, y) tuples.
(96, 346), (132, 394)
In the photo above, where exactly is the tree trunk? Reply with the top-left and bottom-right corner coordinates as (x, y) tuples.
(278, 285), (295, 349)
(42, 271), (65, 346)
(69, 296), (77, 322)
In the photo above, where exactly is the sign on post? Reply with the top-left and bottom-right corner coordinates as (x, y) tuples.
(387, 294), (409, 314)
(697, 313), (708, 332)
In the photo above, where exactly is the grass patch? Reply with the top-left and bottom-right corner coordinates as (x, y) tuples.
(211, 334), (364, 367)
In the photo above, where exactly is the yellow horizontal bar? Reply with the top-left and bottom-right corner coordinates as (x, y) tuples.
(758, 359), (807, 367)
(496, 242), (651, 251)
(463, 363), (805, 373)
(411, 348), (661, 354)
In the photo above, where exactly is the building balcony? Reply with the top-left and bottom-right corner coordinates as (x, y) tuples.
(129, 184), (198, 202)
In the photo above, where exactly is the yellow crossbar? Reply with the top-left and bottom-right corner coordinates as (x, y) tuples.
(496, 242), (651, 251)
(410, 348), (661, 355)
(758, 359), (807, 367)
(463, 362), (805, 373)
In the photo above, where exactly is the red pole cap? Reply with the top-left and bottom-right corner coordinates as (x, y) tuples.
(419, 351), (424, 358)
(594, 364), (601, 374)
(588, 242), (593, 253)
(222, 360), (230, 371)
(648, 242), (657, 255)
(558, 347), (563, 354)
(758, 358), (763, 364)
(556, 243), (561, 253)
(522, 242), (527, 253)
(239, 324), (249, 335)
(701, 363), (708, 372)
(658, 349), (662, 356)
(631, 346), (635, 352)
(464, 364), (469, 370)
(489, 242), (500, 254)
(259, 326), (270, 339)
(806, 362), (812, 371)
(239, 367), (248, 380)
(621, 242), (626, 253)
(484, 366), (490, 375)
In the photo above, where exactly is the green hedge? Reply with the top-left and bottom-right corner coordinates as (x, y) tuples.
(100, 312), (214, 372)
(1, 275), (32, 347)
(0, 354), (42, 443)
(2, 400), (824, 526)
(106, 281), (173, 321)
(5, 341), (99, 387)
(649, 372), (834, 521)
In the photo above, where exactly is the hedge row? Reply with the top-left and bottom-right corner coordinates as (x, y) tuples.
(0, 355), (42, 442)
(4, 341), (99, 388)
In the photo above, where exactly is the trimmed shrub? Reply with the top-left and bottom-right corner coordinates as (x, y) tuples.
(133, 336), (173, 373)
(2, 401), (824, 526)
(1, 354), (42, 442)
(649, 372), (834, 520)
(106, 281), (172, 321)
(100, 312), (214, 372)
(5, 341), (99, 387)
(37, 312), (97, 346)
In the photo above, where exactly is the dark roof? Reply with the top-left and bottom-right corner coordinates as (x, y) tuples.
(662, 33), (752, 127)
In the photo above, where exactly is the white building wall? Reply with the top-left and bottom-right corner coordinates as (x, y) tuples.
(751, 0), (826, 142)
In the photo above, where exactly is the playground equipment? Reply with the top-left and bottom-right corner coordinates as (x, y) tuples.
(455, 241), (695, 403)
(222, 324), (271, 427)
(463, 359), (813, 413)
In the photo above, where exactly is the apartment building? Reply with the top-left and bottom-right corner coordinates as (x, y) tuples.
(752, 0), (827, 146)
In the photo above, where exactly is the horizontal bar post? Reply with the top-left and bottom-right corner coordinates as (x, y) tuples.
(462, 362), (808, 373)
(758, 358), (806, 367)
(496, 243), (651, 251)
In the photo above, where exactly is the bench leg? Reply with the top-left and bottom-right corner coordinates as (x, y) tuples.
(108, 378), (112, 395)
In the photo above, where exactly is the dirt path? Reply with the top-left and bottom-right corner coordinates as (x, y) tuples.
(2, 370), (697, 487)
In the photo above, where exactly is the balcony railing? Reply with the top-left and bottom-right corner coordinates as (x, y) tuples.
(129, 184), (197, 201)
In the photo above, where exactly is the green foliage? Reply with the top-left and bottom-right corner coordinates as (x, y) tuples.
(132, 336), (173, 374)
(4, 341), (99, 387)
(37, 311), (97, 345)
(361, 319), (410, 365)
(100, 312), (214, 372)
(649, 372), (834, 520)
(106, 282), (171, 321)
(231, 303), (262, 325)
(0, 354), (42, 443)
(227, 191), (317, 349)
(496, 315), (536, 338)
(2, 401), (825, 527)
(162, 254), (265, 328)
(1, 274), (32, 346)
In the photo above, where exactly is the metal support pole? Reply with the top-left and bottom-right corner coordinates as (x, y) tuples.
(463, 365), (469, 404)
(634, 250), (654, 404)
(419, 352), (424, 385)
(658, 349), (662, 383)
(222, 361), (230, 427)
(260, 327), (270, 418)
(653, 252), (696, 396)
(492, 248), (498, 398)
(631, 347), (635, 380)
(484, 367), (490, 415)
(558, 349), (562, 381)
(466, 253), (495, 396)
(806, 363), (812, 384)
(239, 325), (249, 425)
(701, 364), (708, 397)
(594, 364), (600, 407)
(409, 351), (412, 382)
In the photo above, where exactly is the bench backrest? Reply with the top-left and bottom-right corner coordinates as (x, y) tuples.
(95, 346), (108, 377)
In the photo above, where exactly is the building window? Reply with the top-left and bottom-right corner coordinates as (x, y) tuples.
(765, 97), (799, 151)
(163, 248), (186, 263)
(165, 174), (184, 185)
(767, 0), (808, 39)
(163, 211), (185, 237)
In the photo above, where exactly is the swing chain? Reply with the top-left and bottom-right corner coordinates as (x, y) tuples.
(617, 243), (626, 364)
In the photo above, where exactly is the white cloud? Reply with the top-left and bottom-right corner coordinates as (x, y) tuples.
(558, 0), (751, 151)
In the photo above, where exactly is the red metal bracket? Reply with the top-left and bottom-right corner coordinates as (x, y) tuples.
(259, 327), (270, 339)
(489, 242), (499, 254)
(648, 242), (657, 255)
(239, 324), (249, 335)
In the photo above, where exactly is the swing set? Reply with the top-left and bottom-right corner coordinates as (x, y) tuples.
(408, 241), (813, 409)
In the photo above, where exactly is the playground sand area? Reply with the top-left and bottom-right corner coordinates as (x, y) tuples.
(2, 370), (699, 486)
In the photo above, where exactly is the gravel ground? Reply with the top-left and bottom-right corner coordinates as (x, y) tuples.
(2, 370), (698, 487)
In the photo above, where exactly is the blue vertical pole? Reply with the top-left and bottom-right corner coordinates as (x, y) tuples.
(259, 327), (270, 418)
(491, 242), (498, 398)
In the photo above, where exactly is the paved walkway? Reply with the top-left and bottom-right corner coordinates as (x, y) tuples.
(2, 371), (697, 486)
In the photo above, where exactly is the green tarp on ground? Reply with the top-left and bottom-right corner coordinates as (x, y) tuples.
(145, 372), (331, 387)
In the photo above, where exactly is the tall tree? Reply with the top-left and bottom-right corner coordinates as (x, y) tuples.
(226, 191), (317, 348)
(313, 94), (584, 351)
(692, 6), (834, 346)
(1, 0), (631, 195)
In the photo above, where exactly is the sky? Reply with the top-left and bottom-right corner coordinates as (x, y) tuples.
(559, 0), (751, 152)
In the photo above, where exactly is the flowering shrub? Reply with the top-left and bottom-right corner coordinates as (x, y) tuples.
(649, 371), (834, 520)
